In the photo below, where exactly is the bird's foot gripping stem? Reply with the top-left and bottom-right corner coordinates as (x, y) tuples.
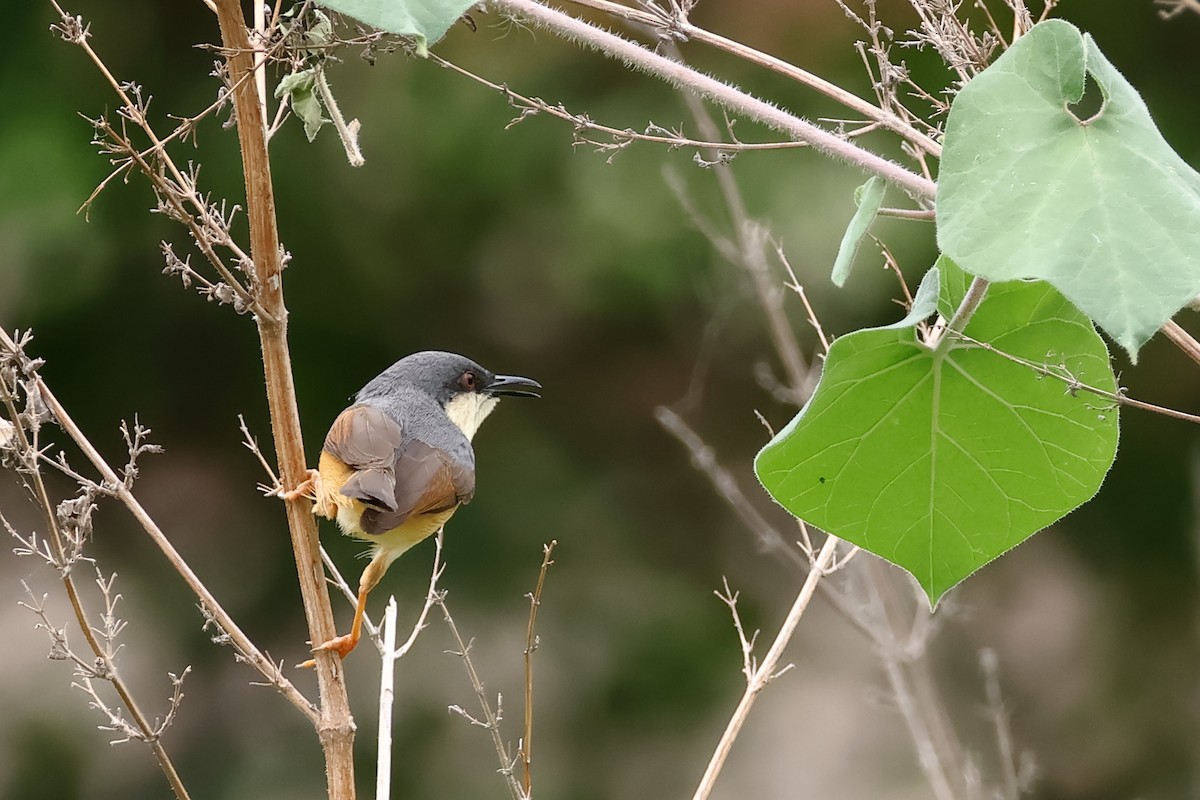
(297, 586), (369, 669)
(297, 631), (361, 669)
(278, 468), (321, 502)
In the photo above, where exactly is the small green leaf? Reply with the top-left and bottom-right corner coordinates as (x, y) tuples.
(831, 177), (887, 288)
(755, 266), (1118, 605)
(275, 69), (327, 142)
(317, 0), (475, 53)
(937, 20), (1200, 360)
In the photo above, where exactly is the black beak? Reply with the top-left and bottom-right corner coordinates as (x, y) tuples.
(486, 374), (541, 398)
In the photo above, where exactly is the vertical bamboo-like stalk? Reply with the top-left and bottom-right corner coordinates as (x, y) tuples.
(211, 2), (355, 797)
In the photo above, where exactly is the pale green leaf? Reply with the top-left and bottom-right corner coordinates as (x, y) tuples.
(755, 263), (1118, 605)
(317, 0), (475, 53)
(274, 68), (327, 142)
(937, 19), (1200, 360)
(831, 177), (886, 288)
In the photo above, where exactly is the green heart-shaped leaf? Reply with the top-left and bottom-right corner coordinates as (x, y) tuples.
(755, 260), (1119, 604)
(937, 20), (1200, 360)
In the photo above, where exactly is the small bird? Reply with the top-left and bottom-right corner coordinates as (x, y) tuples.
(292, 351), (540, 664)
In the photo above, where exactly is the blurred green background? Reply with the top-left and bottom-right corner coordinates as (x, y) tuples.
(2, 2), (1199, 799)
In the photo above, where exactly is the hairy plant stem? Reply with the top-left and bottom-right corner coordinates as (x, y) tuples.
(563, 0), (943, 158)
(692, 534), (840, 800)
(211, 2), (355, 797)
(489, 0), (937, 201)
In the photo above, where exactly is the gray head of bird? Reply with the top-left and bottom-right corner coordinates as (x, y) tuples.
(356, 351), (541, 440)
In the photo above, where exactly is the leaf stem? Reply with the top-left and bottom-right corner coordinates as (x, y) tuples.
(931, 275), (990, 350)
(314, 65), (365, 167)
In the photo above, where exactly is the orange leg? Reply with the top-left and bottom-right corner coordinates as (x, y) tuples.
(299, 550), (390, 668)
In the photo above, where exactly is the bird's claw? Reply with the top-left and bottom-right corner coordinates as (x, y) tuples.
(279, 468), (320, 502)
(296, 632), (359, 669)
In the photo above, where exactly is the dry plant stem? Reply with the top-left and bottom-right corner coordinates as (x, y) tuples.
(0, 329), (316, 720)
(865, 559), (962, 800)
(953, 332), (1200, 424)
(692, 534), (840, 800)
(489, 0), (937, 201)
(431, 54), (806, 154)
(375, 538), (449, 797)
(49, 0), (266, 320)
(563, 0), (942, 157)
(439, 596), (525, 800)
(666, 50), (811, 400)
(1162, 319), (1200, 368)
(1156, 0), (1200, 19)
(980, 649), (1022, 800)
(376, 597), (399, 800)
(0, 382), (192, 800)
(655, 407), (805, 570)
(210, 2), (355, 798)
(520, 540), (557, 797)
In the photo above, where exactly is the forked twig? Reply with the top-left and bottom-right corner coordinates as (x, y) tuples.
(439, 592), (525, 800)
(692, 534), (841, 800)
(0, 328), (316, 722)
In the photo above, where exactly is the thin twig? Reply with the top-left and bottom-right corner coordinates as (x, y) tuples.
(431, 53), (808, 158)
(561, 0), (943, 157)
(954, 331), (1200, 425)
(655, 407), (806, 569)
(313, 65), (365, 166)
(0, 365), (192, 799)
(439, 595), (525, 800)
(980, 649), (1024, 799)
(49, 1), (269, 320)
(374, 535), (447, 800)
(520, 540), (557, 797)
(0, 328), (316, 721)
(878, 206), (936, 220)
(864, 558), (962, 800)
(488, 0), (937, 200)
(1162, 319), (1200, 368)
(692, 533), (840, 800)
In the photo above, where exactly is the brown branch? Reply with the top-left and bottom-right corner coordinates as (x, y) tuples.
(692, 534), (841, 800)
(520, 540), (557, 797)
(1162, 319), (1200, 369)
(210, 2), (355, 798)
(49, 1), (267, 319)
(0, 329), (316, 721)
(0, 366), (191, 799)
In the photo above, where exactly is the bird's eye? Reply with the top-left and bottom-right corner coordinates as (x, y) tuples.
(458, 371), (477, 391)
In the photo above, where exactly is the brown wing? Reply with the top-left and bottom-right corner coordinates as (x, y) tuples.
(325, 405), (475, 535)
(323, 405), (406, 511)
(359, 439), (475, 535)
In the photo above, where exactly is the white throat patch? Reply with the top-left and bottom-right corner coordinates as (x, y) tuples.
(443, 393), (500, 441)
